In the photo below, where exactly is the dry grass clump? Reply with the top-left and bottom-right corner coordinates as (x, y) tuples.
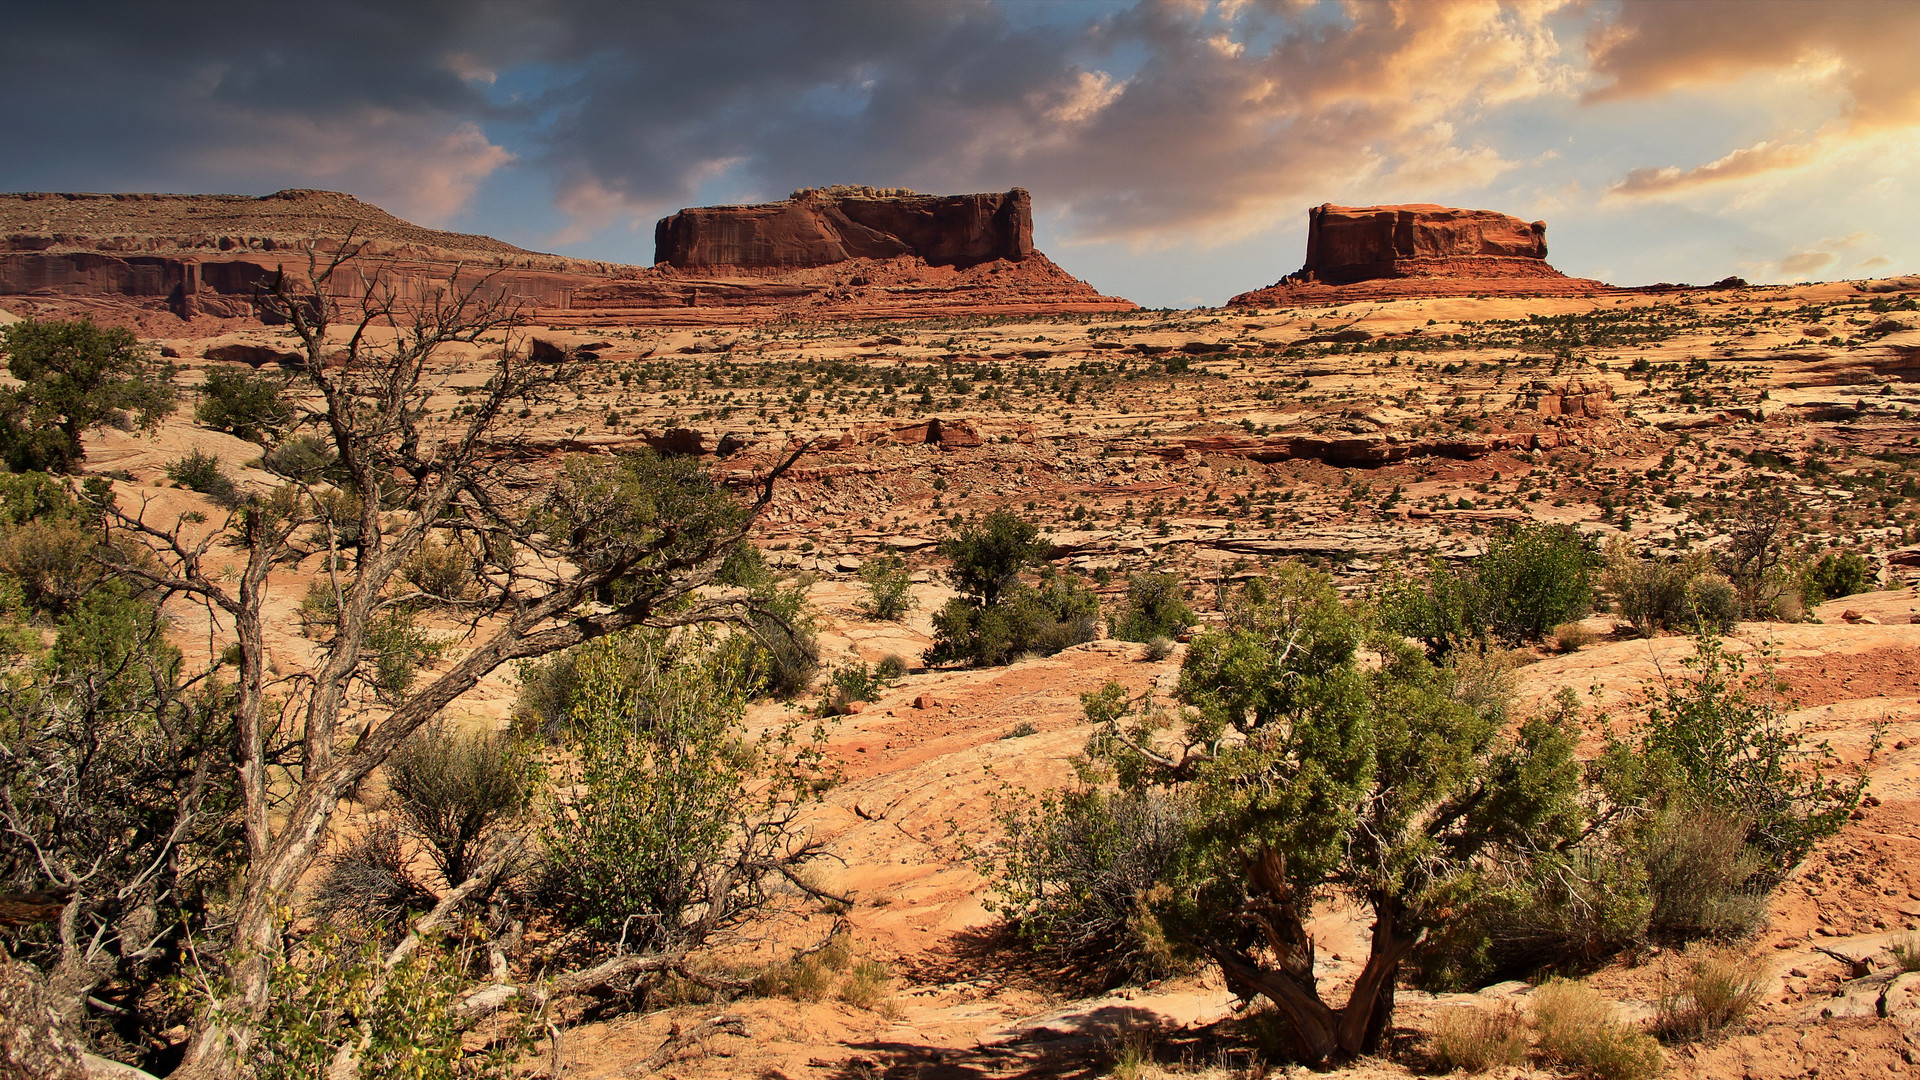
(1888, 933), (1920, 974)
(1430, 1006), (1528, 1072)
(1530, 979), (1665, 1080)
(1553, 621), (1596, 652)
(754, 934), (897, 1016)
(1651, 949), (1767, 1043)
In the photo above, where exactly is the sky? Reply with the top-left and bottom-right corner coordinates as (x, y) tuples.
(3, 0), (1917, 309)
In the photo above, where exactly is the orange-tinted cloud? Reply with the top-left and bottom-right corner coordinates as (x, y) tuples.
(1593, 1), (1920, 197)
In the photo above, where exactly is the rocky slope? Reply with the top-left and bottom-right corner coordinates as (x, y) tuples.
(1231, 203), (1614, 305)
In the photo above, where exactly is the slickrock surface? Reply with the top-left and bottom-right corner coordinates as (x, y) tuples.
(1231, 203), (1613, 305)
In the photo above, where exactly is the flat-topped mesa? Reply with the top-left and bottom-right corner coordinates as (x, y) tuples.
(0, 190), (630, 322)
(558, 186), (1134, 325)
(655, 186), (1033, 271)
(1229, 203), (1611, 306)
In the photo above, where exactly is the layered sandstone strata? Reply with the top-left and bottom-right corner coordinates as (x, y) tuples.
(558, 186), (1134, 325)
(0, 190), (621, 320)
(1229, 203), (1611, 306)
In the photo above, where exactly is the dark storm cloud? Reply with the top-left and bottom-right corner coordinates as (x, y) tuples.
(11, 1), (1911, 251)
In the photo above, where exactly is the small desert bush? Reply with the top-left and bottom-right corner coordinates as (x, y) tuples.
(1651, 950), (1766, 1043)
(195, 367), (292, 442)
(262, 433), (334, 481)
(875, 652), (908, 679)
(837, 959), (894, 1012)
(166, 448), (241, 508)
(1637, 802), (1767, 941)
(821, 659), (891, 714)
(1530, 979), (1665, 1080)
(399, 536), (479, 605)
(1142, 635), (1176, 661)
(857, 553), (916, 621)
(1430, 1006), (1528, 1073)
(983, 780), (1187, 984)
(1888, 934), (1920, 973)
(1801, 550), (1871, 606)
(1553, 621), (1596, 652)
(761, 938), (847, 1002)
(1109, 571), (1193, 643)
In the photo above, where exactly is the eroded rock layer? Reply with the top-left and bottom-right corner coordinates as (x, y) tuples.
(656, 188), (1033, 270)
(559, 187), (1133, 325)
(0, 190), (622, 321)
(1229, 203), (1612, 306)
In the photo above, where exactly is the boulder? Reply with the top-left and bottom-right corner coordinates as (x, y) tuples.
(203, 342), (301, 366)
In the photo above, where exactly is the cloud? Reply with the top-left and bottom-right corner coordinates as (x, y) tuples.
(1777, 250), (1837, 276)
(1592, 1), (1920, 196)
(1610, 139), (1817, 197)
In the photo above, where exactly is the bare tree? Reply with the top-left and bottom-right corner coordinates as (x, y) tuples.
(100, 242), (800, 1078)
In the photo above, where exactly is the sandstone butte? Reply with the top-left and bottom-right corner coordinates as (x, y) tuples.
(556, 185), (1137, 325)
(0, 186), (1136, 328)
(1228, 202), (1616, 306)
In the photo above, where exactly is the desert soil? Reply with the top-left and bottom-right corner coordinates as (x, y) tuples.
(14, 275), (1920, 1078)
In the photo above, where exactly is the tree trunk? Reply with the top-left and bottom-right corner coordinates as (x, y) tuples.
(1214, 903), (1423, 1067)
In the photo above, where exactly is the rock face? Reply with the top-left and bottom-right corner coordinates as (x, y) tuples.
(0, 187), (1130, 326)
(559, 187), (1133, 325)
(1229, 203), (1611, 306)
(656, 188), (1032, 270)
(0, 190), (624, 322)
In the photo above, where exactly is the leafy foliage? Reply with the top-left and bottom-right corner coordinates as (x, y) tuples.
(540, 627), (836, 956)
(856, 552), (916, 621)
(1377, 522), (1597, 653)
(0, 318), (176, 472)
(1044, 564), (1585, 1063)
(1801, 550), (1870, 606)
(1109, 571), (1193, 643)
(195, 367), (293, 443)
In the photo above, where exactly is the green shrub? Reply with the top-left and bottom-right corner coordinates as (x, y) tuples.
(400, 537), (479, 605)
(262, 433), (335, 481)
(717, 542), (820, 699)
(1636, 801), (1767, 940)
(195, 367), (293, 442)
(386, 722), (532, 888)
(983, 777), (1188, 984)
(165, 448), (241, 507)
(0, 317), (176, 472)
(1377, 522), (1597, 653)
(856, 553), (915, 621)
(229, 925), (530, 1080)
(821, 660), (890, 714)
(1801, 550), (1870, 605)
(1110, 571), (1194, 643)
(926, 571), (1100, 667)
(1621, 634), (1862, 872)
(540, 628), (832, 954)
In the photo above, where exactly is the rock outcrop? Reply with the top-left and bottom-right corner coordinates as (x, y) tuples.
(1229, 203), (1612, 306)
(558, 187), (1134, 325)
(0, 187), (1131, 326)
(656, 187), (1032, 270)
(0, 190), (624, 322)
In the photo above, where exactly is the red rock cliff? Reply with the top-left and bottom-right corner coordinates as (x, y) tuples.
(654, 188), (1034, 270)
(1229, 203), (1609, 306)
(0, 190), (626, 321)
